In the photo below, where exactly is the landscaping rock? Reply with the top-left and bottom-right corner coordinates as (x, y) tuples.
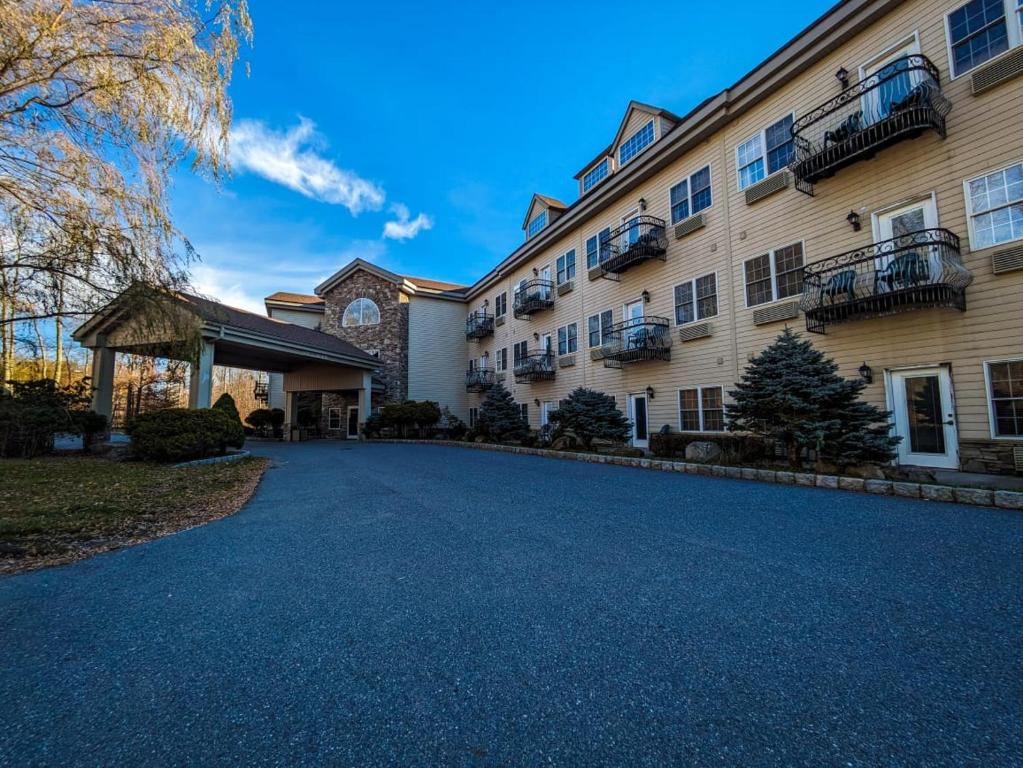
(864, 480), (893, 495)
(550, 436), (574, 450)
(741, 467), (759, 480)
(954, 487), (994, 506)
(815, 475), (839, 489)
(890, 467), (937, 485)
(725, 466), (743, 479)
(685, 441), (722, 463)
(846, 464), (887, 480)
(892, 482), (921, 498)
(838, 477), (865, 492)
(994, 491), (1023, 510)
(794, 473), (816, 486)
(921, 485), (956, 503)
(756, 469), (777, 483)
(712, 465), (728, 477)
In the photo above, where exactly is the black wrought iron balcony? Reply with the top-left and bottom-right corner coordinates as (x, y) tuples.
(596, 216), (668, 280)
(512, 279), (555, 319)
(801, 228), (972, 334)
(790, 55), (951, 194)
(600, 316), (672, 368)
(465, 367), (495, 393)
(513, 350), (556, 383)
(465, 311), (494, 341)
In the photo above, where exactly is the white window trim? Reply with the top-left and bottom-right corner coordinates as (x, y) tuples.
(742, 240), (807, 309)
(582, 158), (611, 193)
(667, 163), (714, 224)
(677, 386), (727, 433)
(556, 249), (576, 285)
(735, 112), (796, 191)
(983, 358), (1023, 440)
(527, 209), (548, 239)
(556, 322), (578, 355)
(858, 32), (921, 81)
(327, 406), (342, 431)
(585, 225), (611, 268)
(944, 1), (1023, 80)
(673, 271), (720, 326)
(963, 159), (1023, 250)
(587, 308), (613, 348)
(618, 119), (655, 166)
(870, 191), (939, 241)
(495, 291), (507, 317)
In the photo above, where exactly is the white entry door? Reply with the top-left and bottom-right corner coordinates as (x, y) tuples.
(622, 208), (641, 246)
(860, 40), (921, 122)
(539, 265), (552, 299)
(628, 393), (649, 449)
(889, 366), (958, 468)
(540, 401), (553, 427)
(625, 300), (644, 322)
(874, 197), (939, 283)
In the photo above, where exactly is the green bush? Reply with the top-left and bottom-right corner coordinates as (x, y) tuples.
(0, 378), (104, 458)
(478, 383), (527, 443)
(649, 431), (770, 464)
(376, 400), (441, 438)
(549, 388), (631, 449)
(128, 407), (245, 462)
(269, 408), (285, 438)
(212, 392), (241, 422)
(246, 408), (274, 436)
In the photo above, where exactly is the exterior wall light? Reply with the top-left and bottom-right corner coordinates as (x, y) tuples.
(858, 362), (873, 384)
(641, 290), (651, 303)
(645, 386), (655, 400)
(533, 332), (540, 341)
(847, 210), (862, 231)
(836, 67), (849, 88)
(534, 398), (540, 406)
(639, 197), (647, 211)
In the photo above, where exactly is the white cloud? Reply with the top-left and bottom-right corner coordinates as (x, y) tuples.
(382, 203), (434, 241)
(229, 117), (385, 214)
(190, 264), (268, 315)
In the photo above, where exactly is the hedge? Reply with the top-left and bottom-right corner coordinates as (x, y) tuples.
(649, 431), (770, 463)
(128, 408), (245, 462)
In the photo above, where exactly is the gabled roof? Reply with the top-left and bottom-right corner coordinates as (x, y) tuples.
(265, 291), (325, 306)
(574, 100), (681, 179)
(314, 258), (468, 299)
(573, 145), (613, 180)
(521, 193), (568, 230)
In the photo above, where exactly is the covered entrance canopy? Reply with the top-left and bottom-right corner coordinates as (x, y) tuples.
(73, 291), (378, 435)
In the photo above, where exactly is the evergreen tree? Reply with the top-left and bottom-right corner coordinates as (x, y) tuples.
(478, 382), (528, 442)
(727, 327), (900, 468)
(212, 392), (241, 423)
(550, 387), (631, 449)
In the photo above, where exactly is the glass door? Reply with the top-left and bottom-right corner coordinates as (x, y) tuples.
(874, 198), (938, 291)
(889, 366), (958, 469)
(622, 207), (641, 247)
(861, 42), (920, 123)
(629, 394), (649, 449)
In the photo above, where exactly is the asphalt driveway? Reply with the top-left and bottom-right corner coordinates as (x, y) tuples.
(2, 442), (1021, 766)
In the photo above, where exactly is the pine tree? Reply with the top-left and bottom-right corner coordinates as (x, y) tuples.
(727, 327), (900, 468)
(478, 382), (528, 442)
(550, 387), (631, 449)
(212, 392), (241, 423)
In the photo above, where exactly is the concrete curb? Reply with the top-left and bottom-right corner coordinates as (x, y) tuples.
(173, 450), (251, 469)
(370, 439), (1023, 511)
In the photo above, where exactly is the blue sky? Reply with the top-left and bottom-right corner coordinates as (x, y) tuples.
(177, 0), (836, 312)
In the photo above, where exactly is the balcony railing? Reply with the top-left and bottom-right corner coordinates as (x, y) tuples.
(513, 279), (555, 319)
(513, 350), (556, 383)
(600, 316), (672, 368)
(800, 228), (972, 334)
(465, 367), (495, 393)
(596, 216), (668, 280)
(790, 55), (951, 194)
(465, 311), (494, 341)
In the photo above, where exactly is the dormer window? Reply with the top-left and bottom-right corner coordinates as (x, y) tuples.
(619, 120), (654, 166)
(582, 159), (610, 193)
(526, 210), (548, 239)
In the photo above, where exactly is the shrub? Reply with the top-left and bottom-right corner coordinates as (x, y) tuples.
(376, 400), (441, 438)
(439, 408), (467, 440)
(269, 408), (285, 438)
(478, 383), (527, 443)
(549, 388), (631, 450)
(128, 407), (245, 462)
(212, 392), (241, 422)
(245, 408), (273, 433)
(0, 378), (100, 458)
(362, 412), (383, 438)
(649, 431), (770, 464)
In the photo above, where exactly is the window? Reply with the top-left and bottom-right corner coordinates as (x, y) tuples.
(342, 297), (380, 327)
(586, 227), (611, 269)
(513, 341), (529, 367)
(679, 386), (725, 432)
(469, 407), (479, 429)
(669, 166), (712, 224)
(556, 250), (576, 284)
(327, 407), (342, 430)
(946, 0), (1022, 78)
(557, 323), (578, 355)
(736, 114), (795, 190)
(587, 309), (613, 347)
(583, 158), (610, 192)
(527, 210), (548, 239)
(495, 292), (507, 317)
(674, 273), (718, 325)
(520, 403), (529, 424)
(744, 242), (805, 306)
(619, 120), (655, 166)
(986, 360), (1023, 436)
(966, 161), (1023, 248)
(495, 348), (507, 372)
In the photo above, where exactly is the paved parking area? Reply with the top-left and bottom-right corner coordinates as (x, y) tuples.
(2, 442), (1021, 766)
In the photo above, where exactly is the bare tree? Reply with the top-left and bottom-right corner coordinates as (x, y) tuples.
(0, 0), (252, 379)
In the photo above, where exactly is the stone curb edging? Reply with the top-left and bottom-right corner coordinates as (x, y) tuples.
(370, 440), (1023, 511)
(173, 450), (251, 469)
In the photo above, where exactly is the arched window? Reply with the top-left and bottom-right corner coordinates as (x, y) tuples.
(342, 297), (380, 327)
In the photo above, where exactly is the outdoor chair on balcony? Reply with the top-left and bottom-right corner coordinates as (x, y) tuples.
(820, 268), (858, 304)
(824, 111), (862, 146)
(889, 81), (935, 113)
(875, 251), (929, 293)
(627, 323), (668, 350)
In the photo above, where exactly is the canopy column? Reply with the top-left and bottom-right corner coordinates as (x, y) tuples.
(187, 338), (215, 409)
(357, 370), (372, 438)
(90, 345), (116, 421)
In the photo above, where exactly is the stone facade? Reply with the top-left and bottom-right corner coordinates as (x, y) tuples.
(959, 439), (1023, 476)
(320, 269), (409, 405)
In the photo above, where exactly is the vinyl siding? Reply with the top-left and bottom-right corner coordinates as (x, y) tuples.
(408, 296), (470, 419)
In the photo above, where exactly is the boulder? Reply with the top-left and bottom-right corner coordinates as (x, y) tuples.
(685, 441), (722, 463)
(846, 464), (887, 480)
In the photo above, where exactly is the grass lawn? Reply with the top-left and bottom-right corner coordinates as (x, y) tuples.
(0, 455), (269, 574)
